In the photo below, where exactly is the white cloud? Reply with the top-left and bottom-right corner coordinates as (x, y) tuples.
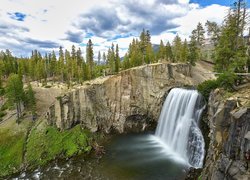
(172, 4), (228, 39)
(0, 0), (230, 58)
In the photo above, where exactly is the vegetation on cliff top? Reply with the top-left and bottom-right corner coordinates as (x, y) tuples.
(198, 0), (249, 100)
(197, 72), (237, 100)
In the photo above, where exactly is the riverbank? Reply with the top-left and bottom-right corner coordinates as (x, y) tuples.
(0, 117), (92, 178)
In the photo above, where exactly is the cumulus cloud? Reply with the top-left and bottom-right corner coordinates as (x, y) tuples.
(65, 31), (84, 43)
(76, 8), (127, 38)
(75, 0), (190, 37)
(23, 38), (60, 48)
(0, 0), (230, 57)
(172, 4), (228, 38)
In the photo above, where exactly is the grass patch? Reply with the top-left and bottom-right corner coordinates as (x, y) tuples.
(0, 121), (28, 177)
(0, 118), (92, 178)
(26, 123), (91, 168)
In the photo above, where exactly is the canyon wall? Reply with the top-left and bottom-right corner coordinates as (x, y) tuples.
(45, 63), (208, 133)
(202, 88), (250, 180)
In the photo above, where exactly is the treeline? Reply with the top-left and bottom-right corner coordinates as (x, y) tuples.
(0, 41), (96, 86)
(122, 25), (205, 69)
(0, 23), (214, 86)
(0, 1), (249, 88)
(0, 41), (122, 87)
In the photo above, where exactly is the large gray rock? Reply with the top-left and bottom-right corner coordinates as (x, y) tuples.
(202, 89), (250, 180)
(45, 63), (203, 133)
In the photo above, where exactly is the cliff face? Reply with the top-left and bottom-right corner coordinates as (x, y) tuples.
(202, 88), (250, 180)
(46, 63), (209, 133)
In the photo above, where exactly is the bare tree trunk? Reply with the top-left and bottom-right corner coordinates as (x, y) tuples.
(16, 103), (20, 123)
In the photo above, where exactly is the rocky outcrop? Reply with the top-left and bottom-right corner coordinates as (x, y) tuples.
(46, 63), (209, 133)
(202, 88), (250, 180)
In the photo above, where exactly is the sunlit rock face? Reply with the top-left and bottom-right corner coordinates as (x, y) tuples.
(45, 63), (209, 133)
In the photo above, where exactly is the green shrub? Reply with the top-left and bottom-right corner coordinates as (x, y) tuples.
(197, 79), (219, 101)
(0, 111), (7, 118)
(0, 101), (14, 111)
(216, 71), (237, 91)
(197, 72), (237, 100)
(0, 87), (4, 96)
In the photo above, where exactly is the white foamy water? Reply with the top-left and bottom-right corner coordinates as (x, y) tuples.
(155, 88), (205, 168)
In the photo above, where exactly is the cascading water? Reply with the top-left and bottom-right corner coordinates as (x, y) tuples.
(155, 88), (205, 168)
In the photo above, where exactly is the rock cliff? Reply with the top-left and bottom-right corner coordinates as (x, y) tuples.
(45, 63), (213, 133)
(202, 87), (250, 180)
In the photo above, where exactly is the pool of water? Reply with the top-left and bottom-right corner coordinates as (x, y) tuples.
(11, 133), (189, 180)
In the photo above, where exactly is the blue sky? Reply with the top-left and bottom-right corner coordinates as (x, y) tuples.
(0, 0), (243, 58)
(191, 0), (233, 6)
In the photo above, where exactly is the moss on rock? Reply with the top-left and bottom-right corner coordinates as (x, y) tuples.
(0, 118), (92, 178)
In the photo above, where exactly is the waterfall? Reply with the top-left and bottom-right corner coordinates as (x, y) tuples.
(155, 88), (205, 168)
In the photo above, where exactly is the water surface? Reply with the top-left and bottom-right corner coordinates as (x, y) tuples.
(11, 133), (189, 180)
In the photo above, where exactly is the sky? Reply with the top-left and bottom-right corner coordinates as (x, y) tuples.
(0, 0), (243, 58)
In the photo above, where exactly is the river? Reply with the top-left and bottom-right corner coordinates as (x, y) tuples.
(11, 133), (188, 180)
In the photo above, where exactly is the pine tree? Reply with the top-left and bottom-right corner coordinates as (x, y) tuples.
(71, 45), (76, 60)
(188, 32), (199, 65)
(58, 46), (65, 82)
(86, 39), (94, 78)
(145, 44), (154, 64)
(181, 39), (188, 62)
(157, 40), (166, 60)
(205, 20), (221, 46)
(107, 43), (115, 73)
(196, 22), (205, 47)
(115, 44), (120, 72)
(18, 61), (24, 80)
(214, 0), (248, 73)
(0, 64), (4, 95)
(6, 74), (25, 122)
(65, 50), (72, 85)
(50, 51), (57, 81)
(76, 48), (84, 82)
(138, 29), (154, 64)
(172, 35), (182, 62)
(26, 83), (36, 120)
(28, 56), (35, 80)
(165, 41), (174, 62)
(192, 22), (205, 60)
(102, 52), (106, 64)
(122, 53), (130, 70)
(98, 51), (101, 65)
(140, 29), (146, 64)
